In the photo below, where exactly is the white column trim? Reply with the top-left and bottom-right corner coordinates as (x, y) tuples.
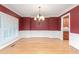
(61, 13), (70, 40)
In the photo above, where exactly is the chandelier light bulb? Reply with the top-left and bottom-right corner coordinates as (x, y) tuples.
(37, 14), (40, 18)
(41, 16), (45, 20)
(34, 6), (45, 21)
(34, 17), (37, 20)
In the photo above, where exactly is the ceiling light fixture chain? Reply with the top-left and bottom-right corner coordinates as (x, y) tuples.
(34, 6), (45, 21)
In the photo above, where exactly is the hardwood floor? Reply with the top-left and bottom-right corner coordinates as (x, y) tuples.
(0, 37), (79, 54)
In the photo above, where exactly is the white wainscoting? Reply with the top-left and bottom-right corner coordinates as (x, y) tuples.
(0, 37), (20, 49)
(69, 33), (79, 50)
(0, 12), (19, 49)
(19, 30), (61, 39)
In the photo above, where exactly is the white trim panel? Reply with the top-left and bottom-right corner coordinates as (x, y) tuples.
(19, 31), (61, 39)
(0, 36), (20, 49)
(69, 33), (79, 50)
(0, 12), (19, 49)
(61, 13), (70, 40)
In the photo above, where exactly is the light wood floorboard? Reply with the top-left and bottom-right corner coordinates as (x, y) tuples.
(0, 38), (79, 54)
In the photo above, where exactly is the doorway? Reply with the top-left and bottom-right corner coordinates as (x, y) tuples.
(61, 13), (70, 40)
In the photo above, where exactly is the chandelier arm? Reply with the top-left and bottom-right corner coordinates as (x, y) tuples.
(34, 6), (45, 21)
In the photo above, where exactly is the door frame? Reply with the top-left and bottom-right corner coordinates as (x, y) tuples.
(61, 13), (70, 40)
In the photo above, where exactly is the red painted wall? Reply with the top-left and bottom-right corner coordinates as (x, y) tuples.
(57, 18), (61, 30)
(19, 17), (31, 30)
(48, 17), (61, 30)
(30, 18), (49, 30)
(0, 5), (21, 18)
(19, 17), (61, 30)
(70, 6), (79, 33)
(60, 6), (79, 34)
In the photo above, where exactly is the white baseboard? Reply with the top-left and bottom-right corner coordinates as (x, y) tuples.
(0, 36), (20, 50)
(19, 30), (61, 39)
(69, 33), (79, 50)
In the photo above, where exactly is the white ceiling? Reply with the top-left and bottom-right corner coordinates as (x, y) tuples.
(3, 4), (78, 17)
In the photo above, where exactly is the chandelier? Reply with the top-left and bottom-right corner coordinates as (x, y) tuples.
(34, 6), (45, 21)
